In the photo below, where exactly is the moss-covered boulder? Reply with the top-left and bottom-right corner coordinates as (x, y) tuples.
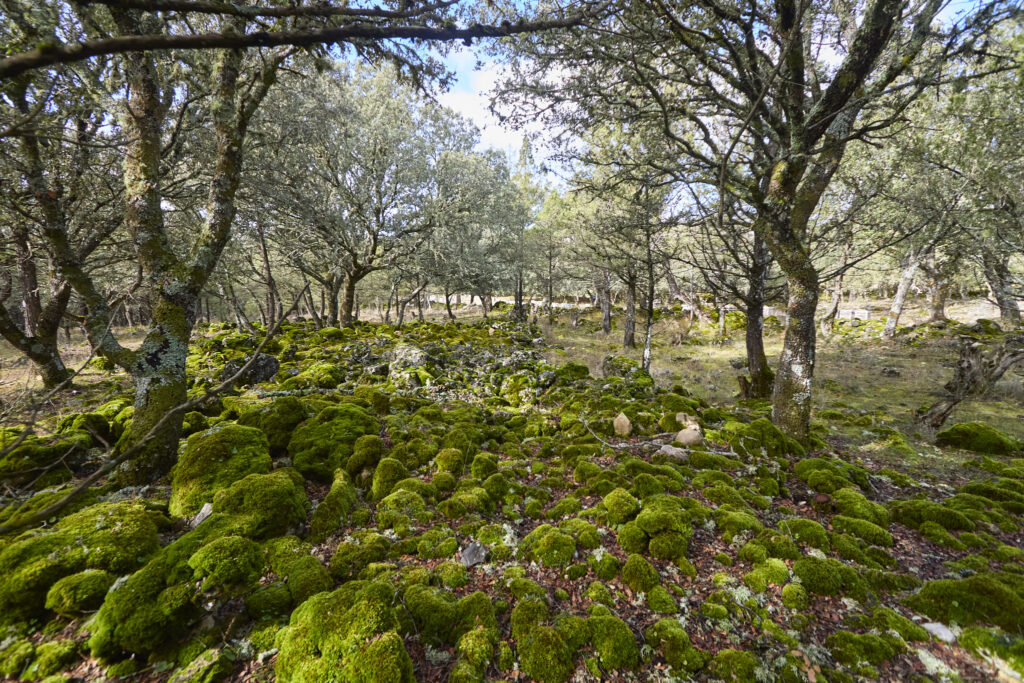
(645, 618), (708, 674)
(210, 468), (309, 539)
(274, 581), (414, 682)
(237, 396), (314, 454)
(169, 424), (272, 517)
(309, 468), (358, 543)
(188, 535), (264, 593)
(936, 422), (1021, 455)
(44, 569), (116, 617)
(286, 404), (380, 482)
(904, 573), (1024, 632)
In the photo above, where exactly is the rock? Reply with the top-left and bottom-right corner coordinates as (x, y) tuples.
(657, 444), (688, 461)
(676, 412), (700, 428)
(729, 357), (747, 370)
(220, 353), (280, 386)
(191, 502), (213, 528)
(168, 647), (232, 683)
(675, 426), (702, 446)
(922, 622), (956, 643)
(460, 541), (488, 568)
(881, 367), (901, 377)
(614, 412), (631, 437)
(388, 343), (429, 370)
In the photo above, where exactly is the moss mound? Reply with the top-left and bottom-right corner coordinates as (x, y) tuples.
(936, 421), (1021, 455)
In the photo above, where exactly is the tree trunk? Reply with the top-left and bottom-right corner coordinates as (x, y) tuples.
(339, 274), (358, 327)
(882, 249), (921, 339)
(257, 224), (277, 328)
(445, 288), (455, 320)
(598, 270), (612, 335)
(743, 234), (773, 398)
(772, 269), (819, 443)
(921, 250), (948, 323)
(623, 278), (636, 348)
(820, 240), (850, 339)
(511, 271), (527, 323)
(641, 245), (655, 372)
(983, 252), (1020, 328)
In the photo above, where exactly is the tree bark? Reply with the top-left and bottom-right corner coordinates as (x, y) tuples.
(772, 267), (819, 443)
(598, 269), (612, 334)
(882, 248), (921, 339)
(623, 277), (636, 348)
(921, 250), (948, 323)
(983, 251), (1020, 328)
(339, 274), (358, 327)
(743, 233), (773, 398)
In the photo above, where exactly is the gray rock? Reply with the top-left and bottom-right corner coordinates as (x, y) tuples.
(675, 426), (703, 446)
(657, 444), (689, 461)
(220, 352), (280, 386)
(460, 541), (488, 568)
(922, 622), (956, 643)
(191, 502), (213, 528)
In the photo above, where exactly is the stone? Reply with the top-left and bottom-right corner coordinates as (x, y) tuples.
(729, 357), (747, 369)
(922, 622), (956, 643)
(675, 426), (703, 446)
(676, 413), (699, 428)
(881, 367), (901, 377)
(460, 542), (488, 568)
(614, 412), (631, 437)
(657, 445), (688, 460)
(191, 502), (213, 528)
(220, 353), (280, 386)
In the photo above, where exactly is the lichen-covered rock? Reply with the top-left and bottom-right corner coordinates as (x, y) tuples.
(274, 581), (414, 682)
(169, 424), (271, 517)
(286, 404), (380, 482)
(936, 422), (1022, 455)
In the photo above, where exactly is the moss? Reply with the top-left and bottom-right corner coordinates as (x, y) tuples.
(518, 625), (573, 683)
(436, 561), (469, 588)
(188, 535), (263, 593)
(0, 640), (34, 679)
(781, 583), (808, 609)
(622, 554), (659, 593)
(168, 647), (232, 683)
(714, 506), (763, 542)
(647, 585), (678, 613)
(833, 488), (890, 527)
(44, 569), (115, 617)
(602, 487), (640, 524)
(645, 618), (707, 674)
(936, 422), (1021, 455)
(832, 515), (893, 547)
(700, 601), (729, 619)
(584, 581), (613, 606)
(706, 648), (758, 682)
(265, 536), (331, 605)
(169, 424), (271, 517)
(918, 521), (966, 550)
(890, 499), (975, 532)
(212, 469), (309, 539)
(330, 533), (390, 581)
(903, 573), (1024, 631)
(247, 582), (292, 619)
(470, 452), (499, 479)
(859, 606), (929, 642)
(715, 552), (733, 566)
(827, 630), (903, 666)
(521, 525), (576, 567)
(279, 361), (343, 390)
(309, 468), (358, 543)
(286, 404), (380, 482)
(274, 581), (413, 682)
(793, 557), (866, 599)
(435, 447), (467, 475)
(588, 614), (638, 670)
(743, 558), (789, 592)
(588, 550), (621, 580)
(616, 521), (648, 554)
(371, 458), (408, 501)
(236, 396), (313, 454)
(960, 626), (1024, 676)
(21, 640), (78, 680)
(724, 417), (805, 461)
(0, 502), (161, 627)
(779, 518), (830, 550)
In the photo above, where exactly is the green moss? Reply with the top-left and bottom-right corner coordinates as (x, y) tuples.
(827, 630), (903, 666)
(832, 515), (893, 547)
(959, 626), (1024, 677)
(274, 581), (413, 682)
(588, 550), (621, 580)
(779, 518), (830, 550)
(265, 536), (331, 605)
(286, 404), (380, 482)
(521, 525), (576, 567)
(236, 396), (313, 454)
(617, 521), (648, 553)
(936, 422), (1021, 455)
(308, 468), (358, 543)
(435, 447), (467, 475)
(584, 581), (613, 606)
(714, 506), (763, 542)
(918, 521), (966, 550)
(743, 558), (789, 592)
(890, 499), (975, 532)
(781, 583), (808, 609)
(622, 554), (659, 593)
(188, 535), (263, 593)
(330, 533), (390, 581)
(603, 487), (640, 524)
(211, 469), (308, 539)
(279, 361), (343, 390)
(518, 625), (573, 683)
(793, 557), (866, 599)
(833, 489), (890, 527)
(701, 601), (729, 619)
(436, 561), (469, 588)
(645, 618), (707, 674)
(904, 573), (1024, 631)
(588, 614), (638, 670)
(44, 569), (115, 617)
(0, 640), (34, 679)
(168, 647), (232, 683)
(169, 424), (271, 517)
(470, 452), (499, 479)
(647, 585), (678, 613)
(21, 640), (78, 680)
(706, 648), (758, 682)
(371, 458), (408, 501)
(724, 417), (805, 461)
(247, 582), (292, 619)
(0, 502), (161, 627)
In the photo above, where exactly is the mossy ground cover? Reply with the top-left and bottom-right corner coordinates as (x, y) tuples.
(1, 309), (1022, 682)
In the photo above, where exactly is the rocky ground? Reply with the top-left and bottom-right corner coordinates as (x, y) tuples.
(1, 313), (1023, 683)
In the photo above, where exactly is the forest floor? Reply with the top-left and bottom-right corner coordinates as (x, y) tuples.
(1, 300), (1023, 683)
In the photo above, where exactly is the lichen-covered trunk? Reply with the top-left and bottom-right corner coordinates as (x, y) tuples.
(882, 250), (920, 339)
(597, 270), (612, 334)
(339, 275), (358, 328)
(926, 278), (947, 323)
(773, 270), (819, 444)
(743, 235), (773, 398)
(623, 279), (636, 349)
(983, 252), (1020, 328)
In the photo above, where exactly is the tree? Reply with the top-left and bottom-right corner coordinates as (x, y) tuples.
(498, 0), (1010, 442)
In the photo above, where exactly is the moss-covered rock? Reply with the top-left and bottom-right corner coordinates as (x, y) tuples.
(706, 648), (758, 682)
(779, 517), (830, 550)
(308, 468), (358, 543)
(589, 614), (638, 670)
(518, 625), (573, 683)
(371, 458), (408, 501)
(603, 487), (640, 525)
(645, 618), (707, 674)
(622, 554), (659, 593)
(286, 404), (380, 482)
(188, 535), (263, 593)
(44, 569), (115, 617)
(936, 422), (1021, 455)
(274, 581), (414, 682)
(169, 424), (271, 517)
(793, 557), (866, 599)
(237, 396), (313, 454)
(832, 515), (893, 547)
(521, 524), (576, 567)
(904, 573), (1024, 631)
(211, 469), (309, 539)
(20, 640), (78, 680)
